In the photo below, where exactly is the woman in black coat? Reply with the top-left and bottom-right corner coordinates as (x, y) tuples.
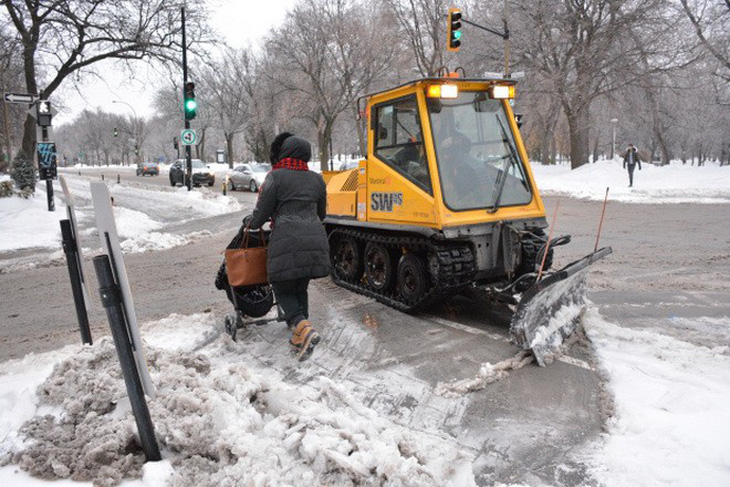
(249, 133), (330, 360)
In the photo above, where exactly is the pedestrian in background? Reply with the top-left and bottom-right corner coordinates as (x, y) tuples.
(248, 133), (330, 361)
(623, 143), (642, 187)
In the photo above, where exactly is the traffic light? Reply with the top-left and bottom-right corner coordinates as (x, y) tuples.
(36, 100), (52, 127)
(184, 82), (197, 120)
(113, 127), (119, 137)
(447, 8), (462, 52)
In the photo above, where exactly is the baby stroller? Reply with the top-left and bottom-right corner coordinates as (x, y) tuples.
(214, 216), (282, 340)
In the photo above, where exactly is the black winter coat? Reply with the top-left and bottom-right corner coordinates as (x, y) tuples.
(249, 168), (331, 283)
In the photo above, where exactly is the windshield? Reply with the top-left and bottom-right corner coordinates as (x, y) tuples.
(428, 92), (532, 211)
(251, 164), (270, 173)
(192, 161), (206, 169)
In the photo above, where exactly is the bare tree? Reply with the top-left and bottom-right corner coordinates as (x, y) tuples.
(0, 0), (212, 188)
(512, 0), (693, 169)
(201, 48), (253, 168)
(383, 0), (448, 77)
(678, 0), (730, 81)
(267, 0), (393, 169)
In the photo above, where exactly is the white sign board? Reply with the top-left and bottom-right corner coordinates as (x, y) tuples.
(181, 129), (196, 145)
(90, 182), (156, 397)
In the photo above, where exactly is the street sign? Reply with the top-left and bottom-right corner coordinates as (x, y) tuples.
(181, 129), (196, 146)
(3, 92), (39, 104)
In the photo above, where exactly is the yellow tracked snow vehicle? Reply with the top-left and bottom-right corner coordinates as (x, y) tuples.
(325, 76), (611, 365)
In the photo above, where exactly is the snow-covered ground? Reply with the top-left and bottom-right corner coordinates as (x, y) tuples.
(0, 192), (67, 252)
(0, 309), (728, 486)
(531, 159), (730, 204)
(0, 175), (241, 255)
(0, 314), (477, 486)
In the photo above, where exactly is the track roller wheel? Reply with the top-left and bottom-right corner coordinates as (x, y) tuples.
(333, 236), (362, 281)
(397, 253), (428, 305)
(364, 242), (394, 291)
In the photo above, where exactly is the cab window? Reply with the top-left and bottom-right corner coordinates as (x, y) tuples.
(374, 95), (431, 193)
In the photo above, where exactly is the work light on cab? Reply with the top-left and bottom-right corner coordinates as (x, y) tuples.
(427, 84), (459, 98)
(490, 85), (515, 99)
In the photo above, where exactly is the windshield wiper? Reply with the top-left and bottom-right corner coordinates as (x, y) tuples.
(487, 116), (520, 214)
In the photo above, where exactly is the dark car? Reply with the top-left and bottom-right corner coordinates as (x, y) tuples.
(136, 162), (159, 176)
(169, 159), (215, 187)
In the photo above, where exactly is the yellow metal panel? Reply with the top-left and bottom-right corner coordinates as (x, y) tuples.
(326, 169), (359, 217)
(366, 156), (437, 226)
(327, 192), (357, 217)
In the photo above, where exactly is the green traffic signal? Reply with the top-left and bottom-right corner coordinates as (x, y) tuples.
(184, 81), (197, 120)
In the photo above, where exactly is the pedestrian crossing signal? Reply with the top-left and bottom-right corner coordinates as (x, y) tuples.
(447, 8), (462, 52)
(36, 100), (52, 127)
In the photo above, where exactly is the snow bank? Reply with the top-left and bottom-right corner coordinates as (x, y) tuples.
(0, 176), (243, 254)
(0, 193), (66, 252)
(0, 314), (476, 486)
(583, 308), (730, 486)
(530, 159), (730, 204)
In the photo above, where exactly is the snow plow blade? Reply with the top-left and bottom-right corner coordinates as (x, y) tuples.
(510, 246), (613, 366)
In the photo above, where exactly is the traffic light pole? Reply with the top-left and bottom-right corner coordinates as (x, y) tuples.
(182, 7), (192, 192)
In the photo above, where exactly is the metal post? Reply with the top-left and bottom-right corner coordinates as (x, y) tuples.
(182, 7), (192, 191)
(93, 255), (161, 461)
(60, 219), (92, 345)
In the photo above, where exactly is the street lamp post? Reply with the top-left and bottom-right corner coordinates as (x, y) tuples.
(112, 100), (140, 167)
(610, 118), (618, 160)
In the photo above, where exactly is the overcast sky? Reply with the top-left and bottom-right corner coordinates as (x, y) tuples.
(54, 0), (295, 124)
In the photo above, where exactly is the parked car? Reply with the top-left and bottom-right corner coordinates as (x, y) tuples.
(226, 163), (271, 192)
(136, 162), (159, 176)
(169, 159), (215, 187)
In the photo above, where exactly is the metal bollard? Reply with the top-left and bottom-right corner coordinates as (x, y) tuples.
(117, 174), (120, 184)
(222, 180), (227, 196)
(93, 255), (161, 461)
(60, 220), (91, 345)
(101, 173), (104, 181)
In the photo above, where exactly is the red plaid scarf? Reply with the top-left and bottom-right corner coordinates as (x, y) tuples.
(273, 158), (309, 171)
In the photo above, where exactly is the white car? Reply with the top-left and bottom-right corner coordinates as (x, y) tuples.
(226, 163), (271, 192)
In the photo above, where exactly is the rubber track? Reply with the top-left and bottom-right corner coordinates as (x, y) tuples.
(329, 227), (476, 312)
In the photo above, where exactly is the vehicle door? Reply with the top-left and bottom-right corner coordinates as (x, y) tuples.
(230, 166), (245, 185)
(240, 165), (253, 186)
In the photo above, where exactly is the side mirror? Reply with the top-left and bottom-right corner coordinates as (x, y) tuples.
(378, 127), (388, 141)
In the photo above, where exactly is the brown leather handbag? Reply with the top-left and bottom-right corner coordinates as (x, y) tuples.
(225, 228), (268, 286)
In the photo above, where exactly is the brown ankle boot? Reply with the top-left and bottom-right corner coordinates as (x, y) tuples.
(290, 320), (321, 360)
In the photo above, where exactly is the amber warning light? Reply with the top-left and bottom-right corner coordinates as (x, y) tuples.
(427, 84), (459, 99)
(490, 85), (515, 99)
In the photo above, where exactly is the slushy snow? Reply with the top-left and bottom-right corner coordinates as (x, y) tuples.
(0, 314), (477, 487)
